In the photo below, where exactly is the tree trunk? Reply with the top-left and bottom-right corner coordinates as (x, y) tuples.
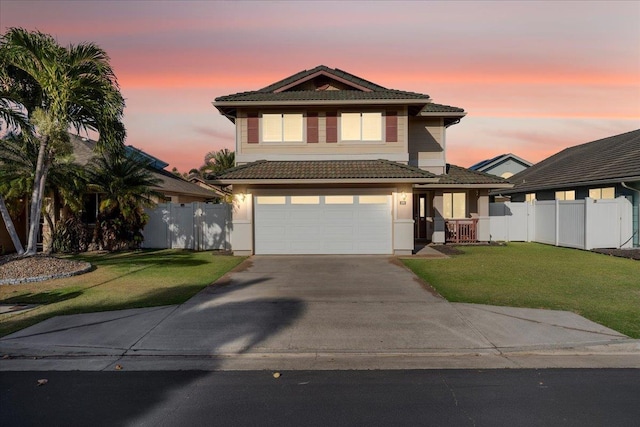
(0, 195), (24, 255)
(43, 210), (54, 254)
(25, 137), (50, 256)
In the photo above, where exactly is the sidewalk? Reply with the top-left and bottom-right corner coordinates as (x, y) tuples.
(1, 256), (638, 371)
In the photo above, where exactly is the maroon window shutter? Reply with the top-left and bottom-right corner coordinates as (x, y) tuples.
(247, 113), (259, 144)
(326, 112), (337, 143)
(307, 113), (318, 143)
(386, 111), (398, 142)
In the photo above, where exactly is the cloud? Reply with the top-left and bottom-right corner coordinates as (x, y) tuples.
(192, 126), (234, 141)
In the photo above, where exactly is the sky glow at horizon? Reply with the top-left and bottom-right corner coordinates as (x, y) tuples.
(1, 0), (639, 172)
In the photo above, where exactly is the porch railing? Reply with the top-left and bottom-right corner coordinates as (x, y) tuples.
(445, 218), (478, 243)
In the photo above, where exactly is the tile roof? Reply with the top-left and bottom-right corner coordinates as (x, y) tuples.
(212, 160), (438, 182)
(501, 129), (640, 194)
(211, 160), (508, 186)
(216, 90), (430, 102)
(260, 65), (388, 93)
(438, 164), (509, 185)
(421, 103), (465, 113)
(214, 65), (463, 113)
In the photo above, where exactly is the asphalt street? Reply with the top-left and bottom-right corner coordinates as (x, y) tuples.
(2, 369), (639, 426)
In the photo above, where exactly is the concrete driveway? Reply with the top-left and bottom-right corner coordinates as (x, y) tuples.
(1, 256), (637, 370)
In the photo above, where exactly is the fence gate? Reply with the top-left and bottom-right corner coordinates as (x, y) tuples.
(489, 197), (633, 250)
(142, 202), (231, 250)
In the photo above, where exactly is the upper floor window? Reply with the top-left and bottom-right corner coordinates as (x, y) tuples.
(588, 187), (615, 200)
(340, 112), (382, 142)
(555, 190), (575, 201)
(443, 192), (466, 219)
(262, 113), (303, 142)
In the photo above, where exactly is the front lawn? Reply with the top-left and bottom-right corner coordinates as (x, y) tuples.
(402, 243), (640, 338)
(0, 250), (245, 337)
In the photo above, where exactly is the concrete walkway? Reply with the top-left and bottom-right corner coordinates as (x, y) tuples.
(1, 256), (638, 371)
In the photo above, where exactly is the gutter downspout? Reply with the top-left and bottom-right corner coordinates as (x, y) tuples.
(620, 182), (640, 248)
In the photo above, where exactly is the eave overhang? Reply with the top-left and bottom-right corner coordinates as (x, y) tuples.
(415, 183), (514, 189)
(214, 98), (430, 108)
(213, 99), (433, 121)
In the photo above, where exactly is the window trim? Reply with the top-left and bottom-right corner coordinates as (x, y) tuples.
(442, 192), (467, 219)
(555, 190), (576, 201)
(588, 187), (615, 200)
(260, 112), (305, 144)
(338, 111), (384, 143)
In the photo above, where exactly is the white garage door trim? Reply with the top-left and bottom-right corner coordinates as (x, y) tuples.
(254, 194), (392, 255)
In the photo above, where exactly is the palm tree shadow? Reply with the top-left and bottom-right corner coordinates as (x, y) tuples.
(136, 274), (307, 355)
(0, 265), (307, 426)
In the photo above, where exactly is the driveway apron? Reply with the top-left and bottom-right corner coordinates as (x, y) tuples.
(128, 256), (493, 355)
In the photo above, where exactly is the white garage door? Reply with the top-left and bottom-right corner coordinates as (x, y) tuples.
(254, 194), (392, 255)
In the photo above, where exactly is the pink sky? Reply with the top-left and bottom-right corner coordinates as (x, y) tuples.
(2, 1), (639, 172)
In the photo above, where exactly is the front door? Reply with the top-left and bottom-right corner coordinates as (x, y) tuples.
(414, 193), (428, 239)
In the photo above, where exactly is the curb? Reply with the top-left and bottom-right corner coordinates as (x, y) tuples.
(0, 261), (92, 285)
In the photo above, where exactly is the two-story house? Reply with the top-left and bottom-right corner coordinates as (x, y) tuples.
(212, 66), (509, 255)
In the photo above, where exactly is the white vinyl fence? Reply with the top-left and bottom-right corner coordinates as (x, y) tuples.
(490, 197), (633, 250)
(142, 202), (232, 250)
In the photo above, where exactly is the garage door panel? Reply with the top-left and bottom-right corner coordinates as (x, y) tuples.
(254, 194), (391, 254)
(324, 225), (356, 240)
(289, 210), (321, 222)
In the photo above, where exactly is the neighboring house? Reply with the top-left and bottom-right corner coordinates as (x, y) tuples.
(188, 175), (231, 201)
(63, 135), (218, 239)
(469, 153), (532, 179)
(68, 134), (217, 205)
(211, 65), (510, 255)
(497, 129), (640, 247)
(0, 134), (218, 253)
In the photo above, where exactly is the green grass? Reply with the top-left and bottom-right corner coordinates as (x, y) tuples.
(0, 250), (245, 337)
(402, 243), (640, 338)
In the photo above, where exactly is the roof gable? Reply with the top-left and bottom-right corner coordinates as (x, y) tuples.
(215, 65), (438, 105)
(469, 153), (532, 172)
(260, 65), (387, 94)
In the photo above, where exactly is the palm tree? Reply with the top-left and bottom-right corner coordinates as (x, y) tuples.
(0, 132), (86, 253)
(0, 28), (125, 255)
(84, 152), (161, 250)
(199, 148), (235, 179)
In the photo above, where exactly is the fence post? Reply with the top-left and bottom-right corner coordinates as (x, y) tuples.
(193, 202), (198, 251)
(554, 200), (559, 246)
(584, 198), (590, 250)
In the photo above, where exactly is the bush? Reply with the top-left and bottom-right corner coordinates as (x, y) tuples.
(92, 208), (148, 251)
(52, 216), (91, 253)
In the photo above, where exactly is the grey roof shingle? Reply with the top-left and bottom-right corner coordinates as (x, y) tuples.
(212, 160), (438, 181)
(501, 129), (640, 194)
